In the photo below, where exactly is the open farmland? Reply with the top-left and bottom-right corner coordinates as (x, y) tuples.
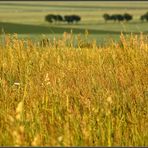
(0, 1), (148, 43)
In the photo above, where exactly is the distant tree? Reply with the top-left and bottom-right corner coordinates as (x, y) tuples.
(103, 13), (111, 22)
(140, 15), (145, 22)
(64, 15), (74, 24)
(45, 14), (64, 23)
(115, 14), (124, 22)
(109, 15), (115, 22)
(56, 15), (64, 22)
(109, 14), (118, 22)
(51, 15), (57, 22)
(64, 15), (81, 24)
(45, 14), (81, 24)
(140, 12), (148, 22)
(76, 15), (81, 23)
(45, 14), (54, 23)
(110, 14), (124, 22)
(71, 15), (81, 23)
(118, 14), (124, 22)
(103, 13), (133, 23)
(123, 13), (133, 22)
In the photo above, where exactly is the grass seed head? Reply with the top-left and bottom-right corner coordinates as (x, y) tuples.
(107, 96), (113, 104)
(16, 101), (23, 121)
(31, 134), (41, 146)
(58, 136), (63, 142)
(16, 101), (23, 114)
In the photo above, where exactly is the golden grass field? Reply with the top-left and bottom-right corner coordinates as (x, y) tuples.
(0, 33), (148, 146)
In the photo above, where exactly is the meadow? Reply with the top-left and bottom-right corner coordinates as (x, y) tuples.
(0, 1), (148, 146)
(0, 32), (148, 146)
(0, 1), (148, 43)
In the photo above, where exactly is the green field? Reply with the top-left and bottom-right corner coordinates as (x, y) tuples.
(0, 1), (148, 43)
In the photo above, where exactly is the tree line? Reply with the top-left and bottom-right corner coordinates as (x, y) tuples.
(45, 12), (148, 24)
(45, 14), (81, 24)
(103, 13), (132, 22)
(103, 12), (148, 22)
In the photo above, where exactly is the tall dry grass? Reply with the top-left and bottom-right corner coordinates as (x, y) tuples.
(0, 33), (148, 146)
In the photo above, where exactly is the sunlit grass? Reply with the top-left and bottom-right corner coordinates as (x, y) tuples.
(0, 33), (148, 146)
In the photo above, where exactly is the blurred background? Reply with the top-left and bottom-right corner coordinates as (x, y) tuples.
(0, 1), (148, 44)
